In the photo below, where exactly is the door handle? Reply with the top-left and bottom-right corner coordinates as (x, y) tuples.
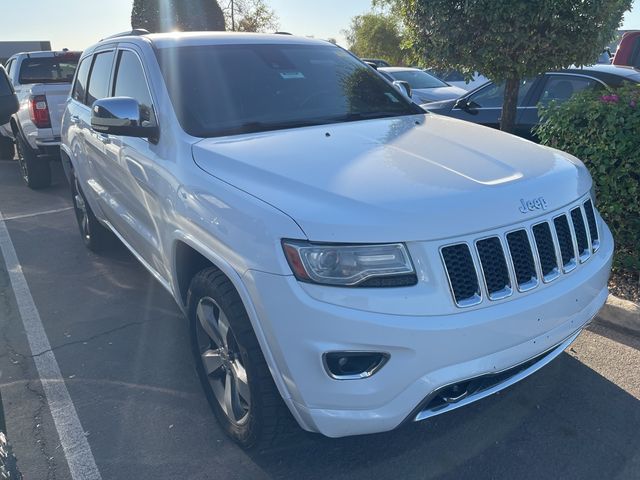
(97, 133), (110, 144)
(70, 115), (80, 124)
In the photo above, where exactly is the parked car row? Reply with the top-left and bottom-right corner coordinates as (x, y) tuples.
(0, 49), (80, 188)
(423, 64), (640, 140)
(3, 33), (614, 452)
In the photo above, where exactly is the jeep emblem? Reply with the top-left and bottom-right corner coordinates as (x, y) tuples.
(519, 197), (548, 213)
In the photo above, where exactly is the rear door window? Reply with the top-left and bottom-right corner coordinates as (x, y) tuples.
(86, 51), (115, 106)
(538, 75), (602, 106)
(71, 57), (91, 105)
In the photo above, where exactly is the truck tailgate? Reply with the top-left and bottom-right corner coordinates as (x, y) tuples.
(31, 83), (72, 135)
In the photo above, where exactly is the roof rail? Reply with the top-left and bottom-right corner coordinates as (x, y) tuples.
(274, 31), (293, 35)
(100, 29), (150, 41)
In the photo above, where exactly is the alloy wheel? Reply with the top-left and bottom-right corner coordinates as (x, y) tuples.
(195, 297), (251, 425)
(73, 178), (90, 241)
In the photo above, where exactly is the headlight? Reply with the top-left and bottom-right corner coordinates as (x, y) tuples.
(282, 241), (417, 287)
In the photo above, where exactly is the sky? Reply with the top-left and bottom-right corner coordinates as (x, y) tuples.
(1, 0), (639, 51)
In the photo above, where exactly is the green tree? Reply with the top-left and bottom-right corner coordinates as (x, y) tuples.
(343, 13), (407, 66)
(221, 0), (279, 32)
(131, 0), (225, 33)
(390, 0), (631, 132)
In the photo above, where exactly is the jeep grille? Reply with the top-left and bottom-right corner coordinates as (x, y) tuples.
(441, 198), (600, 308)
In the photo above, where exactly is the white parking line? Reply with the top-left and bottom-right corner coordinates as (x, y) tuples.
(0, 209), (102, 480)
(3, 207), (74, 222)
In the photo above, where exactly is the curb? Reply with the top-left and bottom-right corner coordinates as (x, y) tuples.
(594, 294), (640, 335)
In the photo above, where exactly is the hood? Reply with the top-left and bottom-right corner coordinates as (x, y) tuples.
(192, 114), (592, 243)
(412, 86), (467, 103)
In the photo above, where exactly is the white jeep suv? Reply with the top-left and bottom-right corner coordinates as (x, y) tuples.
(60, 31), (613, 448)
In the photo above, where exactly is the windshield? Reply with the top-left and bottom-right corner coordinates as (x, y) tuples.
(156, 44), (422, 138)
(386, 70), (448, 89)
(18, 55), (79, 84)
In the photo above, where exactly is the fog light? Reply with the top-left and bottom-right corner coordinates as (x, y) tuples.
(323, 351), (389, 380)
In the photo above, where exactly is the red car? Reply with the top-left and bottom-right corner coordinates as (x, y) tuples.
(613, 31), (640, 67)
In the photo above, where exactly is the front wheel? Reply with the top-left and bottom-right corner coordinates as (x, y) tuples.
(15, 135), (50, 189)
(70, 174), (116, 252)
(187, 268), (296, 449)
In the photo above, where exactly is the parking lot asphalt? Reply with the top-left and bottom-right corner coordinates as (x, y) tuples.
(0, 157), (639, 480)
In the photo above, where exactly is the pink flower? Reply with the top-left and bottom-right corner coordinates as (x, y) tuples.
(600, 94), (620, 104)
(630, 100), (637, 108)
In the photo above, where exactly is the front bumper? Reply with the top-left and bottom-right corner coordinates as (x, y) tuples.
(242, 223), (613, 438)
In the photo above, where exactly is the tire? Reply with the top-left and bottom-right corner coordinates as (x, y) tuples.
(15, 134), (50, 189)
(0, 432), (22, 480)
(187, 268), (296, 449)
(0, 137), (14, 160)
(70, 173), (116, 253)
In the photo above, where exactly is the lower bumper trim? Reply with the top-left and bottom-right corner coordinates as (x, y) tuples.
(412, 329), (582, 423)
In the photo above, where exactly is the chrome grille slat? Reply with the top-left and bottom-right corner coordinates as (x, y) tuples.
(441, 197), (599, 308)
(441, 244), (482, 307)
(583, 199), (600, 252)
(505, 230), (538, 292)
(532, 222), (560, 283)
(570, 207), (591, 262)
(553, 214), (577, 273)
(476, 237), (512, 301)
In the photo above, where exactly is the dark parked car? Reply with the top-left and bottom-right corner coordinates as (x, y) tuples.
(361, 58), (390, 68)
(424, 64), (640, 141)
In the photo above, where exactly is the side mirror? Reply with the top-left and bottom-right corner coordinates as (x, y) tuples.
(393, 80), (412, 98)
(454, 97), (470, 110)
(0, 66), (19, 125)
(91, 97), (158, 140)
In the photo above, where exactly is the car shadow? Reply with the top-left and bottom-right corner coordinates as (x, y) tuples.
(588, 321), (640, 352)
(248, 354), (640, 479)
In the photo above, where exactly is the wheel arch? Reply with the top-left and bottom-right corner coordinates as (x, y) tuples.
(59, 146), (73, 184)
(170, 234), (309, 429)
(9, 117), (19, 137)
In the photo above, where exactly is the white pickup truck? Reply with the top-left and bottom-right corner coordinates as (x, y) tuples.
(1, 50), (80, 188)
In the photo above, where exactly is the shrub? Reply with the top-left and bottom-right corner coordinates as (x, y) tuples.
(536, 83), (640, 271)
